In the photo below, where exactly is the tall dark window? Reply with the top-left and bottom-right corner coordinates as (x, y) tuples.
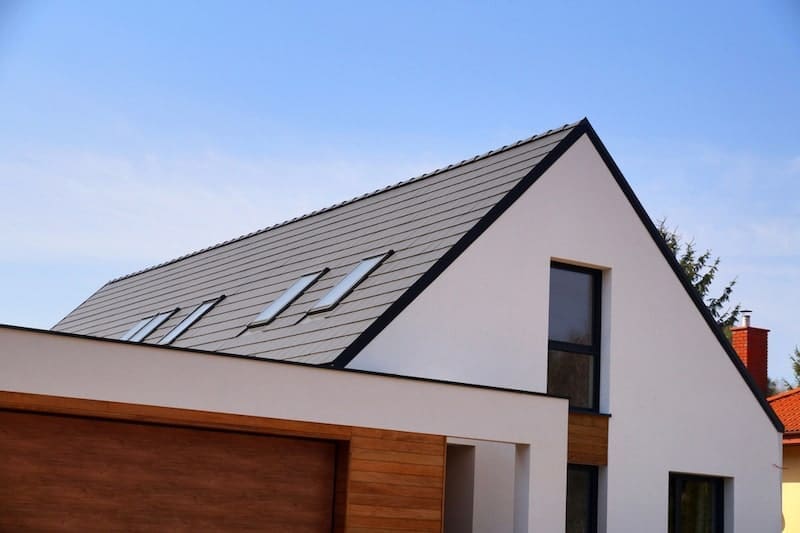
(669, 474), (724, 533)
(566, 464), (598, 533)
(547, 262), (601, 411)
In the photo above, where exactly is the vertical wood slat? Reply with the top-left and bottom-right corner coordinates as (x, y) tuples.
(333, 441), (350, 533)
(345, 427), (446, 531)
(567, 412), (609, 465)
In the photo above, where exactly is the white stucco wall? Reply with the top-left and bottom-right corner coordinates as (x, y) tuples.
(350, 134), (783, 532)
(449, 437), (517, 532)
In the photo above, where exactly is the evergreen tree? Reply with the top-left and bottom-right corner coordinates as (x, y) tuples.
(767, 377), (783, 396)
(782, 346), (800, 390)
(657, 219), (740, 329)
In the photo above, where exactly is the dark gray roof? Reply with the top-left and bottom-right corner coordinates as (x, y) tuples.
(53, 120), (583, 365)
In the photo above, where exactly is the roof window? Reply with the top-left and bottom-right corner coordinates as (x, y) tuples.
(120, 308), (178, 342)
(120, 318), (151, 341)
(251, 269), (328, 327)
(310, 252), (392, 313)
(159, 296), (225, 345)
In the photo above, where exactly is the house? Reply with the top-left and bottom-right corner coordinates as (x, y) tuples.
(769, 387), (800, 532)
(0, 118), (784, 532)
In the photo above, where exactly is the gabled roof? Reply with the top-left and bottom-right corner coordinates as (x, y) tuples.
(54, 120), (584, 364)
(769, 388), (800, 438)
(52, 118), (783, 432)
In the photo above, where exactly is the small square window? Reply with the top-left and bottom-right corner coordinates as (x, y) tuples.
(669, 473), (724, 533)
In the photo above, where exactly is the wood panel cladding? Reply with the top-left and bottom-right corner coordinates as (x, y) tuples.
(0, 391), (446, 532)
(568, 411), (609, 465)
(345, 427), (446, 532)
(0, 409), (337, 532)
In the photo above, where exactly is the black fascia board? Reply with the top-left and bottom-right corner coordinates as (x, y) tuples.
(579, 121), (783, 433)
(331, 117), (784, 434)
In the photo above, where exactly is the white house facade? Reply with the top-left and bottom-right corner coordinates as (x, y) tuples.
(350, 133), (783, 532)
(0, 119), (783, 532)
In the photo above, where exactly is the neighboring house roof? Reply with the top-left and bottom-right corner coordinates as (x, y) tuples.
(52, 118), (783, 432)
(769, 388), (800, 441)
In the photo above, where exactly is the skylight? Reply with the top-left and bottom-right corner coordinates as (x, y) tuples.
(120, 309), (177, 342)
(251, 270), (328, 327)
(310, 252), (392, 313)
(159, 296), (224, 345)
(120, 318), (151, 341)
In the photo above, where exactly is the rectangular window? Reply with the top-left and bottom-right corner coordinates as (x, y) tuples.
(669, 473), (724, 533)
(251, 269), (328, 327)
(120, 317), (152, 341)
(310, 252), (392, 313)
(548, 262), (601, 411)
(566, 464), (598, 533)
(159, 296), (224, 345)
(121, 309), (178, 343)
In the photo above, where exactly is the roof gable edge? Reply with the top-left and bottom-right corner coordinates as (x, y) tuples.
(333, 119), (784, 434)
(330, 118), (591, 369)
(579, 122), (784, 433)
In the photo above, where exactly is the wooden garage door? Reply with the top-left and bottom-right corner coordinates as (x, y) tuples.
(0, 409), (337, 532)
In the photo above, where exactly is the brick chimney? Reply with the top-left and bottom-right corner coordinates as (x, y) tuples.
(730, 311), (770, 396)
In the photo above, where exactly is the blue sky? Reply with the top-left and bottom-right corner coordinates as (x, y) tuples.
(1, 1), (798, 381)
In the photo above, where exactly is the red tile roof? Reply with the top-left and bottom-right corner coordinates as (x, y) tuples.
(768, 388), (800, 438)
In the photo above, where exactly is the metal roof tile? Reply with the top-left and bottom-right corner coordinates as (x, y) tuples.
(53, 121), (583, 364)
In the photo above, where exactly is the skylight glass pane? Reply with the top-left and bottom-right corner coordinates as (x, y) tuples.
(159, 297), (223, 345)
(251, 271), (326, 326)
(129, 309), (176, 342)
(311, 252), (391, 312)
(120, 317), (151, 341)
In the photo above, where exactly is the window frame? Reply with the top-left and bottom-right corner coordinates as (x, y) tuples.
(547, 261), (602, 412)
(121, 308), (179, 343)
(159, 296), (225, 345)
(309, 251), (393, 313)
(668, 473), (725, 533)
(250, 269), (328, 327)
(120, 317), (152, 341)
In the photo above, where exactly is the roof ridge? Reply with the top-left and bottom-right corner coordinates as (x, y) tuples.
(768, 386), (800, 402)
(106, 119), (583, 284)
